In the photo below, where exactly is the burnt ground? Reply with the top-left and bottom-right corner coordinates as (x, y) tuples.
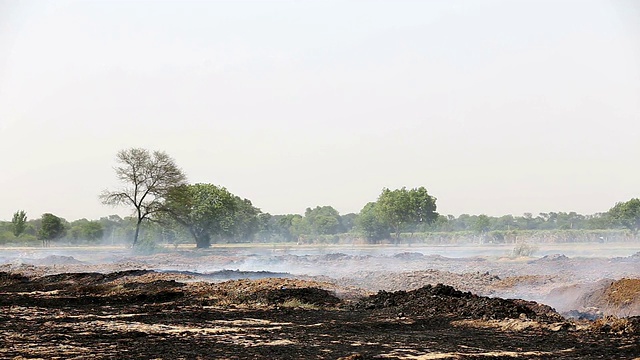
(1, 270), (639, 359)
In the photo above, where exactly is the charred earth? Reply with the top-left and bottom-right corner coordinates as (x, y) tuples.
(1, 264), (639, 359)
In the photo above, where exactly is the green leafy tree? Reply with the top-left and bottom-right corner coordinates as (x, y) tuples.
(472, 214), (491, 234)
(256, 213), (275, 242)
(69, 219), (104, 242)
(355, 202), (390, 243)
(38, 213), (65, 247)
(428, 214), (454, 232)
(376, 187), (438, 239)
(11, 210), (27, 237)
(340, 213), (358, 233)
(98, 215), (122, 244)
(164, 183), (237, 248)
(304, 206), (343, 235)
(608, 198), (640, 233)
(274, 214), (303, 242)
(376, 188), (412, 239)
(100, 148), (187, 247)
(409, 187), (438, 225)
(85, 221), (104, 241)
(289, 215), (311, 240)
(227, 196), (261, 242)
(494, 215), (516, 231)
(585, 212), (615, 230)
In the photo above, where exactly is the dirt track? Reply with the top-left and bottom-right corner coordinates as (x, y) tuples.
(1, 247), (639, 359)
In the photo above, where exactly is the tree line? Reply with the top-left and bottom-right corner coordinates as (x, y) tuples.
(1, 148), (639, 247)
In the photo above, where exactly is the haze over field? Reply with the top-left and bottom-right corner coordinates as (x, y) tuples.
(1, 0), (639, 221)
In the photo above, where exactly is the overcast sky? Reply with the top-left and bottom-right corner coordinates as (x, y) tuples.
(1, 0), (639, 222)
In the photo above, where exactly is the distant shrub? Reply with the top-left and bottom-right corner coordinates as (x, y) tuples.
(133, 237), (163, 254)
(511, 243), (538, 257)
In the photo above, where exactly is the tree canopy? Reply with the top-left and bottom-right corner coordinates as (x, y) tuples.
(376, 187), (438, 239)
(356, 202), (390, 243)
(608, 198), (640, 233)
(100, 148), (187, 246)
(38, 213), (65, 247)
(11, 210), (27, 237)
(164, 183), (239, 248)
(68, 219), (104, 242)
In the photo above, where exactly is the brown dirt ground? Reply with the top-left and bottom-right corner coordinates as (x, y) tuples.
(1, 270), (639, 359)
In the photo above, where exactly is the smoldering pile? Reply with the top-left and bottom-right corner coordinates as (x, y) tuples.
(353, 283), (564, 322)
(162, 269), (294, 281)
(326, 269), (502, 295)
(549, 278), (640, 318)
(0, 270), (347, 309)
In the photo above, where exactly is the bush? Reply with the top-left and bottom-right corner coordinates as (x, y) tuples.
(511, 243), (538, 257)
(133, 237), (163, 254)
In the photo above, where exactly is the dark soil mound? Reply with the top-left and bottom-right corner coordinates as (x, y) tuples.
(354, 283), (562, 321)
(1, 269), (152, 292)
(512, 299), (564, 321)
(0, 272), (29, 287)
(258, 287), (341, 307)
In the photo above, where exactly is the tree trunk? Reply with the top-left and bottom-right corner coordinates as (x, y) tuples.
(190, 227), (211, 249)
(195, 233), (211, 249)
(132, 220), (142, 247)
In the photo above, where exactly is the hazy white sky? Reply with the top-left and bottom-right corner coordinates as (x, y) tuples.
(1, 0), (639, 221)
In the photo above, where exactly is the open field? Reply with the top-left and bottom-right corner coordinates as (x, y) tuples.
(1, 244), (639, 359)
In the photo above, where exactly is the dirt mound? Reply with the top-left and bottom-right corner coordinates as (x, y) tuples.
(0, 263), (47, 277)
(334, 269), (501, 295)
(320, 253), (352, 261)
(29, 255), (85, 265)
(186, 277), (343, 307)
(0, 272), (29, 287)
(0, 270), (152, 292)
(167, 269), (293, 281)
(600, 278), (640, 316)
(611, 251), (640, 263)
(589, 315), (640, 335)
(258, 287), (340, 307)
(0, 270), (185, 307)
(548, 278), (640, 317)
(534, 254), (569, 262)
(564, 308), (604, 320)
(492, 275), (559, 289)
(546, 279), (613, 314)
(511, 299), (564, 321)
(393, 252), (424, 260)
(354, 283), (563, 322)
(0, 269), (347, 309)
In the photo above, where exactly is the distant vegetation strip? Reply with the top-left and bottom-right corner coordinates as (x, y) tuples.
(2, 148), (638, 247)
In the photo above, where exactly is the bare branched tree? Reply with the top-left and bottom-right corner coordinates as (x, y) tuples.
(100, 148), (187, 247)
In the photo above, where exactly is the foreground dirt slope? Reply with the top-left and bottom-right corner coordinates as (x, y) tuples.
(1, 270), (639, 359)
